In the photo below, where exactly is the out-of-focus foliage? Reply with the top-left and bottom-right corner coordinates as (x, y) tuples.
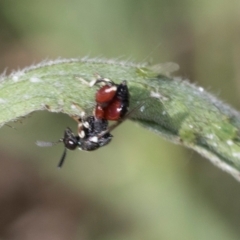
(0, 0), (240, 239)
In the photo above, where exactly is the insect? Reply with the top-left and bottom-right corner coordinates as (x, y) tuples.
(92, 78), (130, 121)
(36, 116), (113, 168)
(36, 78), (131, 167)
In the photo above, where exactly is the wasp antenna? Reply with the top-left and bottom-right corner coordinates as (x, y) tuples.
(35, 140), (61, 147)
(58, 147), (67, 168)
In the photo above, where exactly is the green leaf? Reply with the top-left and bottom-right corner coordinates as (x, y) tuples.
(2, 57), (240, 181)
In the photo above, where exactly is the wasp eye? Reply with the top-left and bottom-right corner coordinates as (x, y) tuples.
(64, 137), (78, 150)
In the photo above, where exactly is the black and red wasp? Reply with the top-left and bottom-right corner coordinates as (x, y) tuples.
(36, 77), (131, 168)
(92, 77), (129, 120)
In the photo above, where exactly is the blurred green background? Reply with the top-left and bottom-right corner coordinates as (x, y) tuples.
(1, 0), (240, 239)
